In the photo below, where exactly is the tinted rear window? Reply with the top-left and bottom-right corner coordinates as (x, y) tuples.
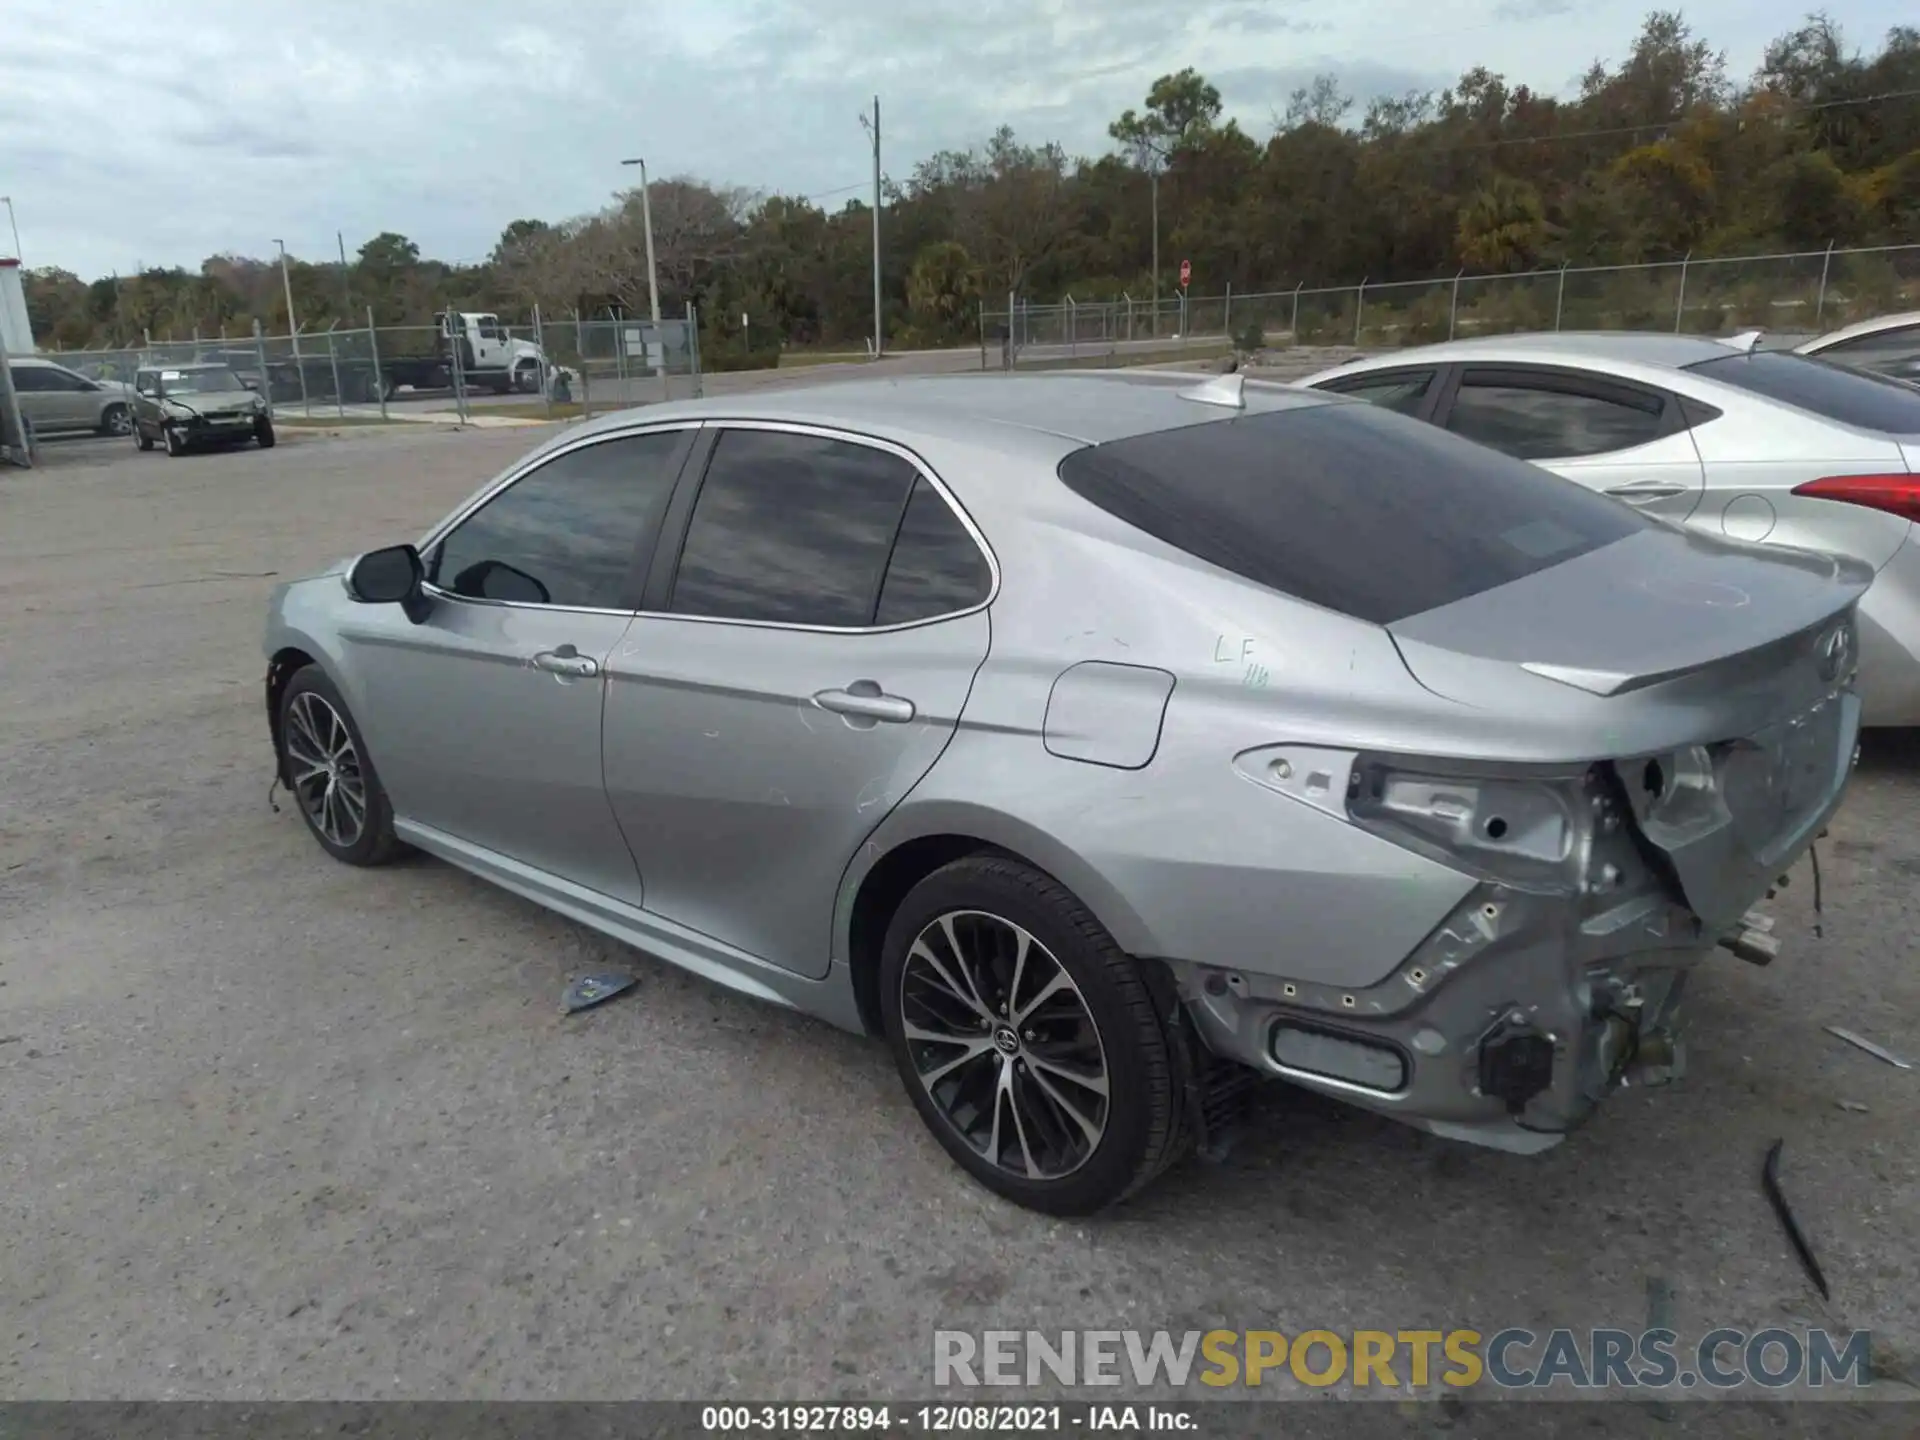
(1684, 351), (1920, 434)
(1055, 401), (1647, 625)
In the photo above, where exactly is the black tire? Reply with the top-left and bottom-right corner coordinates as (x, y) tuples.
(276, 665), (401, 867)
(879, 854), (1190, 1215)
(135, 423), (153, 452)
(256, 418), (276, 449)
(99, 403), (132, 438)
(163, 426), (185, 457)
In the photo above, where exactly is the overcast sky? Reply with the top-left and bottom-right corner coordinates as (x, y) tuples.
(1, 0), (1905, 280)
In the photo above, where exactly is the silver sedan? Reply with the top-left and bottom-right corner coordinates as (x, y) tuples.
(263, 372), (1866, 1213)
(1795, 309), (1920, 387)
(1298, 333), (1920, 727)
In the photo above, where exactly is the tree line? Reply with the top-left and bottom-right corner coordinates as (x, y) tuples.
(22, 10), (1920, 356)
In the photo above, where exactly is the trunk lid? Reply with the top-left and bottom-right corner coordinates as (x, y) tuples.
(1388, 526), (1869, 930)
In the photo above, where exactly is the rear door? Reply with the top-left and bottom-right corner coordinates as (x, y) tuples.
(1434, 364), (1707, 523)
(602, 423), (994, 978)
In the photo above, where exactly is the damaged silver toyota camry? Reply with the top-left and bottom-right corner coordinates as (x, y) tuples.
(263, 371), (1866, 1214)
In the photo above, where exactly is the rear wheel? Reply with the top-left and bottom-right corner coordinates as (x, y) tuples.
(276, 665), (400, 866)
(880, 855), (1189, 1215)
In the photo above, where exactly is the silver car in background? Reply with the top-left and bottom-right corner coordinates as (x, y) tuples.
(1795, 309), (1920, 387)
(6, 355), (135, 438)
(1299, 334), (1920, 726)
(263, 373), (1866, 1213)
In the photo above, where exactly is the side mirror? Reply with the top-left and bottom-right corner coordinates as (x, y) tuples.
(346, 544), (430, 622)
(240, 378), (261, 392)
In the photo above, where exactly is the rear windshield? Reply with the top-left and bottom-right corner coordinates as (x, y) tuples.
(1684, 350), (1920, 434)
(1055, 401), (1647, 625)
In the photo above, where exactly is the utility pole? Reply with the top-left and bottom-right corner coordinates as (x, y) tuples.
(274, 238), (310, 413)
(1150, 164), (1160, 338)
(619, 157), (665, 379)
(336, 231), (353, 319)
(859, 97), (883, 358)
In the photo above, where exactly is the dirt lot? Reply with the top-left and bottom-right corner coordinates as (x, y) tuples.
(1, 424), (1917, 1411)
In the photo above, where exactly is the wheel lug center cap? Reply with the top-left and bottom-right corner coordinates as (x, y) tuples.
(992, 1024), (1020, 1056)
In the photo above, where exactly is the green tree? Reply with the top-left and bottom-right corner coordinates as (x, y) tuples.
(905, 241), (979, 342)
(1457, 175), (1551, 271)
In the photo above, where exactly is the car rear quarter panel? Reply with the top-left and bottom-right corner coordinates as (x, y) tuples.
(845, 469), (1482, 990)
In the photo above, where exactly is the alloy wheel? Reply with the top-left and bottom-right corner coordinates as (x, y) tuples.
(284, 691), (368, 848)
(898, 910), (1110, 1180)
(105, 406), (133, 436)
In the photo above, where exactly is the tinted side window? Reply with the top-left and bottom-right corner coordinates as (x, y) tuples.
(430, 431), (685, 609)
(874, 477), (992, 626)
(1684, 351), (1920, 433)
(1818, 324), (1920, 367)
(1319, 370), (1434, 415)
(1445, 375), (1666, 460)
(1056, 403), (1646, 626)
(10, 368), (54, 392)
(671, 429), (917, 627)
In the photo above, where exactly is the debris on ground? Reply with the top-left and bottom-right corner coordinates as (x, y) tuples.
(561, 971), (637, 1015)
(1836, 1100), (1870, 1113)
(1762, 1138), (1831, 1301)
(1824, 1026), (1913, 1070)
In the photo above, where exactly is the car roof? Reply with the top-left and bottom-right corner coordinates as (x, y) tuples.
(147, 361), (230, 370)
(1320, 331), (1744, 372)
(563, 370), (1341, 451)
(1799, 310), (1920, 351)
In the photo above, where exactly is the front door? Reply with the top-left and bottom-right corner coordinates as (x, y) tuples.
(1439, 365), (1707, 525)
(603, 425), (996, 977)
(343, 426), (695, 902)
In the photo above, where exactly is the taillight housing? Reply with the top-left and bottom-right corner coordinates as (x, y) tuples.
(1790, 473), (1920, 524)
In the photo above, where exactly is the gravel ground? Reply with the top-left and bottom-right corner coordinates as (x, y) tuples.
(1, 421), (1916, 1416)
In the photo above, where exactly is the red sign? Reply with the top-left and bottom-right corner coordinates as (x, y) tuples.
(1179, 259), (1192, 289)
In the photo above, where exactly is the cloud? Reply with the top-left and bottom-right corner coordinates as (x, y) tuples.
(2, 0), (1895, 278)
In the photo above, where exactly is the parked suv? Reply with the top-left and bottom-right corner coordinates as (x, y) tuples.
(7, 356), (135, 438)
(132, 362), (276, 456)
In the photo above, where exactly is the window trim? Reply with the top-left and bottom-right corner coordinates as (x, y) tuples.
(1811, 321), (1920, 358)
(413, 421), (703, 618)
(1311, 366), (1445, 422)
(645, 418), (1001, 636)
(1433, 363), (1688, 458)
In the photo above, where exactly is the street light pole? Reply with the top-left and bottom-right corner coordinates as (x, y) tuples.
(0, 197), (20, 264)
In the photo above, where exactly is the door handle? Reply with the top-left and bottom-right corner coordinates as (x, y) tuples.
(814, 684), (915, 724)
(533, 646), (599, 678)
(1604, 479), (1689, 502)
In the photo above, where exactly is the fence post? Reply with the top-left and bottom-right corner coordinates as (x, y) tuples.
(1007, 290), (1017, 369)
(1448, 270), (1464, 341)
(253, 319), (273, 420)
(687, 302), (704, 399)
(532, 303), (551, 419)
(1353, 279), (1367, 347)
(448, 308), (469, 425)
(1291, 282), (1302, 344)
(1554, 262), (1568, 331)
(574, 309), (590, 422)
(1815, 240), (1835, 325)
(978, 300), (987, 372)
(366, 307), (387, 422)
(1674, 250), (1691, 333)
(1224, 282), (1233, 341)
(326, 324), (346, 419)
(1124, 294), (1133, 344)
(1067, 296), (1077, 357)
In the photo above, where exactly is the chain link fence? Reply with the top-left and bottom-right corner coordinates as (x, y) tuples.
(37, 305), (705, 426)
(982, 242), (1920, 365)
